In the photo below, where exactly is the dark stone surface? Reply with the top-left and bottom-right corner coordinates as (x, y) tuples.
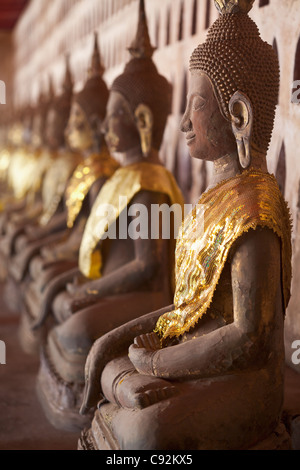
(0, 278), (300, 450)
(0, 283), (79, 450)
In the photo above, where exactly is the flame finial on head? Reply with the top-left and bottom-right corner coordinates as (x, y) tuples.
(88, 32), (105, 79)
(37, 84), (45, 107)
(128, 0), (156, 59)
(48, 75), (55, 101)
(74, 33), (109, 121)
(62, 54), (73, 93)
(214, 0), (255, 14)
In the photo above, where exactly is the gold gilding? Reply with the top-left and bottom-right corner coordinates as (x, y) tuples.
(0, 147), (11, 181)
(155, 169), (292, 341)
(214, 0), (254, 15)
(7, 147), (51, 201)
(79, 162), (185, 279)
(39, 151), (81, 226)
(65, 147), (119, 229)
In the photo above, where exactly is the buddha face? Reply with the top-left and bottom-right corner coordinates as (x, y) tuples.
(8, 122), (23, 146)
(102, 91), (140, 154)
(31, 114), (43, 148)
(45, 108), (62, 149)
(45, 108), (66, 150)
(65, 102), (94, 152)
(180, 72), (236, 161)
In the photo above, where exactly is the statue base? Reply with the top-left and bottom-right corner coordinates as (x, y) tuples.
(4, 276), (23, 313)
(36, 344), (93, 433)
(77, 366), (289, 451)
(78, 406), (291, 451)
(0, 250), (8, 281)
(18, 301), (44, 355)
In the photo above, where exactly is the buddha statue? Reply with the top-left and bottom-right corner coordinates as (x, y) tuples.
(0, 111), (25, 282)
(34, 0), (184, 432)
(35, 33), (118, 270)
(0, 63), (77, 313)
(0, 86), (54, 265)
(6, 60), (82, 283)
(2, 106), (36, 215)
(0, 114), (22, 253)
(18, 34), (119, 354)
(0, 110), (17, 205)
(78, 0), (293, 450)
(8, 87), (56, 227)
(0, 105), (39, 286)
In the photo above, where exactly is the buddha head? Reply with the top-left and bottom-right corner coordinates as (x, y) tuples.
(9, 105), (34, 148)
(180, 0), (279, 169)
(31, 79), (55, 150)
(65, 33), (109, 154)
(102, 0), (172, 159)
(8, 109), (26, 148)
(45, 57), (73, 151)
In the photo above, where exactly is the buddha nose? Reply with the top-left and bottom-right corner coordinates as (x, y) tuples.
(65, 123), (71, 139)
(100, 117), (108, 135)
(180, 109), (192, 134)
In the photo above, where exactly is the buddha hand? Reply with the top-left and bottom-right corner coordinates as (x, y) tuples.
(31, 267), (81, 330)
(128, 332), (161, 376)
(65, 280), (99, 314)
(122, 382), (178, 409)
(25, 223), (42, 241)
(70, 295), (99, 314)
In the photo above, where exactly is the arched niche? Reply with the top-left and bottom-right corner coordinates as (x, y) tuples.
(199, 160), (208, 196)
(178, 1), (184, 42)
(180, 71), (188, 115)
(155, 14), (160, 48)
(174, 142), (192, 202)
(205, 0), (211, 30)
(166, 8), (171, 46)
(294, 36), (300, 82)
(297, 180), (300, 212)
(191, 0), (198, 36)
(272, 38), (279, 105)
(292, 37), (300, 104)
(259, 0), (270, 6)
(275, 141), (286, 196)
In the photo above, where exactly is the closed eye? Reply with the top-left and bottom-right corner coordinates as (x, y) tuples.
(192, 96), (206, 111)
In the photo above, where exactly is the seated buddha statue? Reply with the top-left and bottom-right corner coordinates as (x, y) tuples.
(0, 106), (37, 226)
(0, 112), (17, 207)
(6, 86), (59, 231)
(0, 84), (55, 268)
(30, 33), (118, 279)
(18, 34), (119, 353)
(78, 0), (293, 450)
(6, 59), (79, 281)
(0, 114), (24, 220)
(0, 63), (77, 312)
(0, 106), (39, 285)
(34, 0), (184, 432)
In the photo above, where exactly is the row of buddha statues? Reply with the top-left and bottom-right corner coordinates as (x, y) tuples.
(0, 0), (293, 450)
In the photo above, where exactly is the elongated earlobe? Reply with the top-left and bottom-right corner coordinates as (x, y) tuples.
(134, 104), (153, 158)
(229, 91), (253, 169)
